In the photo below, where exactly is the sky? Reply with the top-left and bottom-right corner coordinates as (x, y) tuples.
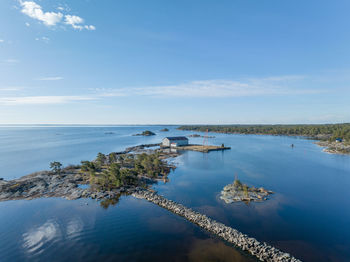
(0, 0), (350, 125)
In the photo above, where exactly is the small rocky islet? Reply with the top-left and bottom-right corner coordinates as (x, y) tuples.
(220, 179), (273, 203)
(133, 130), (156, 136)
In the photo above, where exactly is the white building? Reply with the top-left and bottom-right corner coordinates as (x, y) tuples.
(162, 136), (189, 147)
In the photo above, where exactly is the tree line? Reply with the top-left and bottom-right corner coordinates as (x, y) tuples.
(178, 123), (350, 142)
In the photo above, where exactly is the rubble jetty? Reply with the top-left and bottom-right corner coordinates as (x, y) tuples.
(132, 189), (301, 262)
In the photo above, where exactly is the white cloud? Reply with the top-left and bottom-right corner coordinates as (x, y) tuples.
(64, 15), (95, 30)
(0, 87), (20, 91)
(25, 22), (30, 27)
(0, 39), (4, 43)
(36, 76), (63, 81)
(98, 76), (322, 98)
(20, 1), (63, 26)
(19, 1), (95, 30)
(2, 59), (19, 64)
(0, 96), (94, 105)
(35, 36), (50, 43)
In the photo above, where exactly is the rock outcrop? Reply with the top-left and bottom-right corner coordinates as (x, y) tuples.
(220, 181), (273, 203)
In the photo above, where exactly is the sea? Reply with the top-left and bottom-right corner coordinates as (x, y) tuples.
(0, 125), (349, 262)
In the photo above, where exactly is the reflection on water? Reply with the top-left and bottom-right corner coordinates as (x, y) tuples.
(66, 218), (84, 238)
(99, 195), (122, 209)
(23, 220), (60, 255)
(188, 238), (256, 262)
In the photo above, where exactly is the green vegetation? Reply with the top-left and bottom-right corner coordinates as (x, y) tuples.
(160, 128), (169, 132)
(178, 123), (350, 142)
(50, 161), (62, 174)
(80, 152), (171, 191)
(134, 130), (156, 136)
(233, 178), (243, 189)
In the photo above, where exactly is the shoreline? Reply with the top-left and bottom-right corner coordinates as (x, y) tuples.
(315, 141), (350, 155)
(178, 128), (350, 155)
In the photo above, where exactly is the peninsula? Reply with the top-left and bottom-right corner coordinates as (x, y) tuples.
(178, 124), (350, 154)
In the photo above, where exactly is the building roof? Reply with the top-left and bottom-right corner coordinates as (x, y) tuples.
(163, 136), (188, 141)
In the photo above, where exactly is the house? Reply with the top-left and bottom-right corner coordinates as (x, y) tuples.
(162, 136), (189, 147)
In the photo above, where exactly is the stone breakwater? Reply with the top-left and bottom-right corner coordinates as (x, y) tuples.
(132, 189), (302, 262)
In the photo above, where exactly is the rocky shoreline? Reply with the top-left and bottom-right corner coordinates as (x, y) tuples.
(315, 141), (350, 155)
(132, 189), (301, 262)
(0, 144), (177, 202)
(0, 167), (132, 202)
(220, 180), (273, 203)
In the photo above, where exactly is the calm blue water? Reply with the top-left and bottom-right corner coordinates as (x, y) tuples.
(0, 126), (349, 262)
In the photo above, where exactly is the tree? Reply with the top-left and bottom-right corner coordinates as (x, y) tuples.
(96, 152), (107, 166)
(50, 161), (62, 174)
(109, 153), (117, 163)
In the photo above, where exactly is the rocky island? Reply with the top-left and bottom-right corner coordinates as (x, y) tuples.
(133, 130), (156, 136)
(220, 178), (273, 203)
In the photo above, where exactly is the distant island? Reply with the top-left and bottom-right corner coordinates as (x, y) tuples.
(160, 128), (169, 132)
(178, 124), (350, 154)
(133, 130), (156, 136)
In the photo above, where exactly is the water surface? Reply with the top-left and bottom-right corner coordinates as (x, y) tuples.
(0, 126), (349, 261)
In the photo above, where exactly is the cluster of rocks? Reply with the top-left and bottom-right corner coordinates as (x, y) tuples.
(316, 141), (350, 155)
(124, 143), (161, 153)
(220, 181), (273, 203)
(132, 189), (301, 262)
(132, 130), (156, 136)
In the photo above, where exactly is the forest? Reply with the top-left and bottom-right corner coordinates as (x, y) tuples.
(178, 123), (350, 142)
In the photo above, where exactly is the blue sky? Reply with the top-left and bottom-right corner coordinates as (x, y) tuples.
(0, 0), (349, 124)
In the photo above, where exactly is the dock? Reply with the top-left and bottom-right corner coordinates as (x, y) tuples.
(175, 144), (231, 153)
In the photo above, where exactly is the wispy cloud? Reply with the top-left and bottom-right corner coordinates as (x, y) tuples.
(35, 36), (50, 43)
(0, 39), (4, 43)
(0, 87), (21, 91)
(97, 76), (323, 98)
(2, 59), (20, 64)
(35, 76), (63, 81)
(19, 1), (95, 30)
(0, 75), (325, 106)
(0, 96), (94, 105)
(64, 15), (95, 31)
